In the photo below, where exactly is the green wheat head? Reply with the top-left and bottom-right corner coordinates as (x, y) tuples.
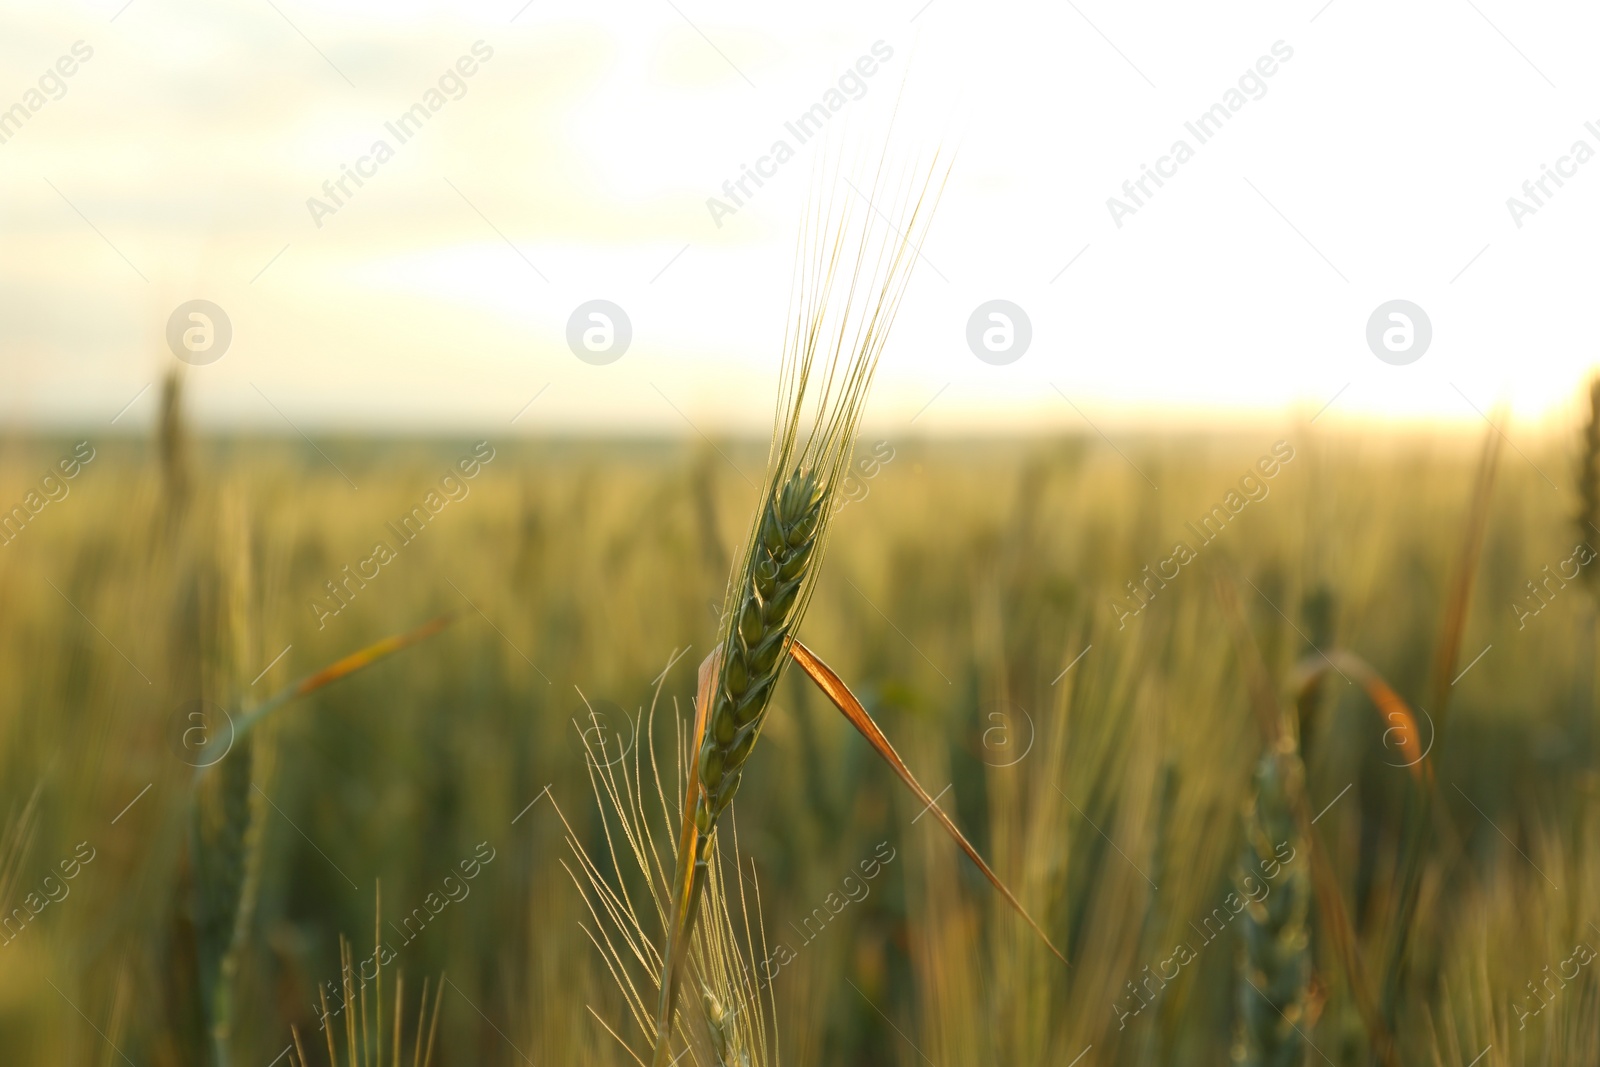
(648, 155), (946, 1067)
(691, 157), (945, 854)
(1233, 741), (1311, 1067)
(694, 468), (824, 834)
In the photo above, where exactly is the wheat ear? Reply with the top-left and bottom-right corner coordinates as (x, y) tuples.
(651, 151), (947, 1067)
(1233, 741), (1312, 1067)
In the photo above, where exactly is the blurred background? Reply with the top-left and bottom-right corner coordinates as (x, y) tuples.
(4, 0), (1600, 431)
(3, 1), (1599, 1065)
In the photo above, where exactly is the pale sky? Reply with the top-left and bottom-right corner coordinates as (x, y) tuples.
(2, 0), (1597, 434)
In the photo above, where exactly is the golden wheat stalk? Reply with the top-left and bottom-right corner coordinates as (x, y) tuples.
(158, 365), (192, 524)
(649, 154), (946, 1065)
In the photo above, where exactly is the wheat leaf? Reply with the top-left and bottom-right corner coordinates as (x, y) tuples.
(230, 614), (456, 743)
(1292, 650), (1432, 783)
(787, 638), (1068, 966)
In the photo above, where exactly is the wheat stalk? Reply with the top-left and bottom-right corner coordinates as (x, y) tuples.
(191, 495), (263, 1067)
(1380, 417), (1503, 1039)
(649, 152), (946, 1065)
(181, 494), (455, 1066)
(695, 155), (944, 837)
(158, 365), (192, 526)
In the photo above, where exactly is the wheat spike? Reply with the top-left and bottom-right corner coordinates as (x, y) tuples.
(1233, 740), (1312, 1067)
(650, 152), (946, 1065)
(695, 468), (825, 831)
(694, 153), (945, 837)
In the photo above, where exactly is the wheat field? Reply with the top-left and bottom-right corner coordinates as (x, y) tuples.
(0, 401), (1596, 1065)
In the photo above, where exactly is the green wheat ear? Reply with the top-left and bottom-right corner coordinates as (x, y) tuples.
(695, 469), (823, 832)
(1233, 742), (1312, 1067)
(650, 152), (949, 1067)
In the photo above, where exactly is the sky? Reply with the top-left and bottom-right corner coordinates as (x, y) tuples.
(1, 0), (1597, 436)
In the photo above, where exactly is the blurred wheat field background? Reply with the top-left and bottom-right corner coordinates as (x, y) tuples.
(1, 385), (1597, 1065)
